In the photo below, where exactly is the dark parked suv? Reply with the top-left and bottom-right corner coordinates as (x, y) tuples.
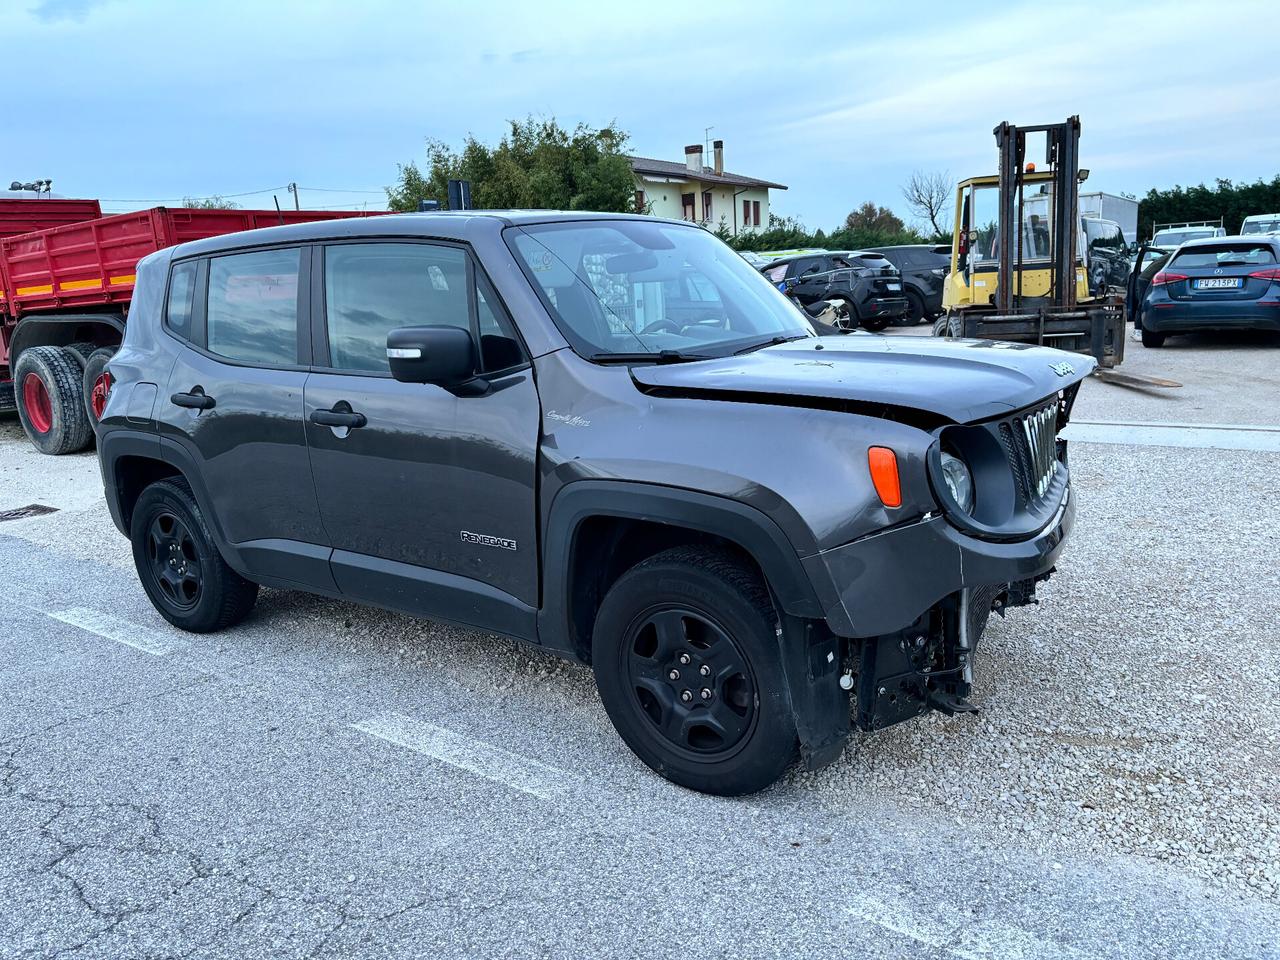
(761, 251), (907, 330)
(862, 245), (950, 324)
(97, 212), (1090, 795)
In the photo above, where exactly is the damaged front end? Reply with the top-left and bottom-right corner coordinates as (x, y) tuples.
(845, 574), (1049, 732)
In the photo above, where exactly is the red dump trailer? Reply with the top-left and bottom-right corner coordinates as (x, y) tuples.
(1, 204), (385, 454)
(0, 198), (103, 240)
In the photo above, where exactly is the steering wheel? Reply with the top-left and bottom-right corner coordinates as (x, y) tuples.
(639, 317), (683, 335)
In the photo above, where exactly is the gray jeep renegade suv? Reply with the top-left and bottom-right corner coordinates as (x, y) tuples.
(96, 212), (1091, 795)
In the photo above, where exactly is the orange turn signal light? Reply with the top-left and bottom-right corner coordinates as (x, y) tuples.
(868, 447), (901, 508)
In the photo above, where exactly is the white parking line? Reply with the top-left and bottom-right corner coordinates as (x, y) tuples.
(1065, 419), (1280, 452)
(45, 606), (181, 656)
(351, 712), (577, 801)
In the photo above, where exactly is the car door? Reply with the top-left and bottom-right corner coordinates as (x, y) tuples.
(156, 245), (334, 589)
(787, 257), (828, 305)
(303, 240), (540, 637)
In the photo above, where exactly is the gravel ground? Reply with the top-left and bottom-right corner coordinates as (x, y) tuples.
(2, 332), (1279, 954)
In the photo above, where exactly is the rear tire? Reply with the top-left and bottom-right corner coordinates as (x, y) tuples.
(130, 477), (259, 633)
(861, 315), (892, 332)
(592, 546), (797, 796)
(82, 347), (117, 427)
(64, 342), (98, 371)
(14, 346), (94, 455)
(1141, 329), (1166, 347)
(895, 290), (926, 326)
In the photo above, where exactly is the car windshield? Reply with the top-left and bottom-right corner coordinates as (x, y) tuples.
(1169, 243), (1277, 268)
(508, 220), (812, 359)
(1242, 218), (1280, 235)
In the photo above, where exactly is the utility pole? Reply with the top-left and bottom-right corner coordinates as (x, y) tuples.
(287, 182), (300, 210)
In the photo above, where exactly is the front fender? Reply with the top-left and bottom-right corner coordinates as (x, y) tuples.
(538, 479), (829, 658)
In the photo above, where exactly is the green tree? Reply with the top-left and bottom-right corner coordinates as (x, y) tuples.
(843, 201), (905, 234)
(182, 195), (240, 209)
(1137, 175), (1280, 239)
(387, 117), (635, 213)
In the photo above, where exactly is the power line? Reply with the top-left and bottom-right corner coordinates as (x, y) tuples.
(96, 185), (290, 203)
(298, 185), (386, 195)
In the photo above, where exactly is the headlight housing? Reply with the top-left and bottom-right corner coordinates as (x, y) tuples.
(940, 451), (974, 513)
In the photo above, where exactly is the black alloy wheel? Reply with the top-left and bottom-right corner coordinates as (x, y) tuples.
(624, 606), (758, 757)
(144, 510), (204, 611)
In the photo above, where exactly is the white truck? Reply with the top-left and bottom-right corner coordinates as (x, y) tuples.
(1078, 192), (1138, 246)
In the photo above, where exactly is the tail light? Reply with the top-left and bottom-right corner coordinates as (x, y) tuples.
(1151, 271), (1187, 286)
(1248, 267), (1280, 280)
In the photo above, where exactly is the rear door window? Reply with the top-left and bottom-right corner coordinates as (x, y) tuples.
(206, 248), (301, 365)
(1170, 244), (1277, 268)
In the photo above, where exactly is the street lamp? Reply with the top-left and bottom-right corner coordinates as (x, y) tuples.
(8, 179), (52, 196)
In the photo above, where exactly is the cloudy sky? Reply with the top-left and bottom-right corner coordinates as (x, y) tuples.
(8, 0), (1279, 230)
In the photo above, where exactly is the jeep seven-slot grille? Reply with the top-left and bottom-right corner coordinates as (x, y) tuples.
(1019, 403), (1060, 498)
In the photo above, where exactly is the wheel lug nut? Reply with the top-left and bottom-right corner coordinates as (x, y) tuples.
(678, 653), (691, 665)
(680, 690), (693, 703)
(700, 688), (712, 701)
(668, 669), (680, 681)
(699, 664), (711, 677)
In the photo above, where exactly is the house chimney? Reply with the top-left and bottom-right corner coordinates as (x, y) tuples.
(685, 144), (703, 176)
(713, 140), (723, 176)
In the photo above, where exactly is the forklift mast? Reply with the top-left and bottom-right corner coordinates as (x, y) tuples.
(994, 116), (1081, 313)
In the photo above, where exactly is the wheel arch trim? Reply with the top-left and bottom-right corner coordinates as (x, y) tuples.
(10, 313), (125, 368)
(539, 480), (826, 658)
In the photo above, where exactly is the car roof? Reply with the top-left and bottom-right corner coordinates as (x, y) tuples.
(1176, 234), (1280, 249)
(171, 210), (702, 258)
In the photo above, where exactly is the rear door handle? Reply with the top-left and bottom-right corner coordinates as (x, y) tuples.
(171, 389), (215, 410)
(310, 408), (367, 429)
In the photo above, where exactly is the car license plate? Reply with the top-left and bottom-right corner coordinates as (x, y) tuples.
(886, 282), (901, 290)
(1194, 277), (1241, 289)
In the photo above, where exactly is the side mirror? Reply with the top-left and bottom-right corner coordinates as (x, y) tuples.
(386, 325), (488, 395)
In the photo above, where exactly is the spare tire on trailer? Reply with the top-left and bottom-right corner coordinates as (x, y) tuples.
(14, 346), (94, 455)
(82, 347), (117, 427)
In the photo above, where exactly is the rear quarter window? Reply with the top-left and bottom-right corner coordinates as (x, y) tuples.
(165, 260), (198, 340)
(1170, 244), (1277, 268)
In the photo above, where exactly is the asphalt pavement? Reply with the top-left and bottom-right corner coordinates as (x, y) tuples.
(2, 324), (1279, 958)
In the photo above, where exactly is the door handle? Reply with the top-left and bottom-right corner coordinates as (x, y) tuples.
(171, 389), (215, 410)
(310, 408), (367, 429)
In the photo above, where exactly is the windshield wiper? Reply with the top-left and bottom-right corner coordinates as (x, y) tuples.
(732, 334), (809, 355)
(587, 350), (714, 364)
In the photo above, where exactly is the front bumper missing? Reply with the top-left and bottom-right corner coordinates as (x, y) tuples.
(807, 483), (1074, 640)
(846, 578), (1048, 732)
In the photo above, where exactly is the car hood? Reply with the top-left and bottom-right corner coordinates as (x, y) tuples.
(630, 335), (1095, 425)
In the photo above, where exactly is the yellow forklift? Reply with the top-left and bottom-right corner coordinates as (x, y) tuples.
(933, 116), (1125, 368)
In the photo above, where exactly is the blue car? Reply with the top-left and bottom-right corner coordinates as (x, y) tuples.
(1140, 236), (1280, 346)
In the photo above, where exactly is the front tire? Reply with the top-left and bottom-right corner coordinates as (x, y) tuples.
(592, 547), (797, 796)
(14, 346), (94, 455)
(130, 478), (258, 633)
